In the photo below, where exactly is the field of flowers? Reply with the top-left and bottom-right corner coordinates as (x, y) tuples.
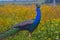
(0, 4), (60, 40)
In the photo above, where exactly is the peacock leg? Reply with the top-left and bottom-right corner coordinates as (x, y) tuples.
(29, 32), (32, 40)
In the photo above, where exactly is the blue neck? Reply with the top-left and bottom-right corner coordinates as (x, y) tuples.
(29, 6), (41, 32)
(34, 6), (41, 24)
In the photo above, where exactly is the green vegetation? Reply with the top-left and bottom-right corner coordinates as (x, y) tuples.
(5, 20), (60, 40)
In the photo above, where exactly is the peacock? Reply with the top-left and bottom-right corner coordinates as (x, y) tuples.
(0, 0), (45, 39)
(0, 5), (40, 40)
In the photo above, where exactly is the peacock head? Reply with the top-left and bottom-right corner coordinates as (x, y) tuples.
(36, 0), (46, 7)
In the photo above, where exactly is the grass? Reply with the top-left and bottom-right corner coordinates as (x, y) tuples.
(0, 4), (60, 40)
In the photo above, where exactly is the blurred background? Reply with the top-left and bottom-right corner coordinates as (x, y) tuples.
(0, 0), (60, 40)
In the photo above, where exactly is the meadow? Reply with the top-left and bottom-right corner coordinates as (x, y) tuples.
(0, 4), (60, 40)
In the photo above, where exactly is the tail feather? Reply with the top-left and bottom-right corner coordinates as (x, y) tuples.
(0, 28), (20, 39)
